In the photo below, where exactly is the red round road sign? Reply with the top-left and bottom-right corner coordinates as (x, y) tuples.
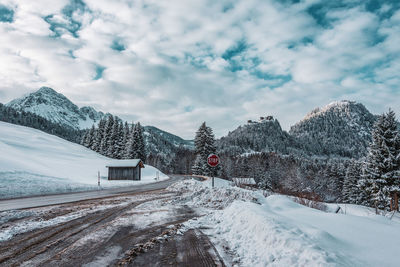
(207, 154), (220, 167)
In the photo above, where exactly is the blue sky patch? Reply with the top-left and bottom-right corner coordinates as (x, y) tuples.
(222, 40), (247, 61)
(62, 0), (86, 18)
(44, 15), (81, 38)
(68, 50), (76, 59)
(94, 65), (106, 80)
(184, 105), (194, 112)
(111, 39), (126, 51)
(0, 5), (14, 23)
(44, 0), (87, 38)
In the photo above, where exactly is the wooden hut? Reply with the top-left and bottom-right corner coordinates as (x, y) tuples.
(106, 159), (145, 180)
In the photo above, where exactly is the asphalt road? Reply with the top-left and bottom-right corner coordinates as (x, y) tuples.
(0, 175), (187, 212)
(0, 178), (226, 267)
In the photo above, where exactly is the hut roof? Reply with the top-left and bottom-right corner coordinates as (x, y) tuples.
(106, 159), (145, 168)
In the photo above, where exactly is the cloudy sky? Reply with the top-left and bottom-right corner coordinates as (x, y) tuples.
(0, 0), (399, 139)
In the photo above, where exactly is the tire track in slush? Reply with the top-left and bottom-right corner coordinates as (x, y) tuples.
(0, 195), (170, 266)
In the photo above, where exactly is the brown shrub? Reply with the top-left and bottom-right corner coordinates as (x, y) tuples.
(278, 190), (328, 212)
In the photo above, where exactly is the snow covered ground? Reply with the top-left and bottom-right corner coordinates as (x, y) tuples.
(169, 178), (400, 267)
(0, 122), (168, 199)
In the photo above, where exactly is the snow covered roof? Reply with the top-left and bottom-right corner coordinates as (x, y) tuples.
(232, 178), (256, 185)
(106, 159), (144, 168)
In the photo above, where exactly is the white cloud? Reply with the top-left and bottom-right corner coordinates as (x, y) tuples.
(0, 0), (399, 139)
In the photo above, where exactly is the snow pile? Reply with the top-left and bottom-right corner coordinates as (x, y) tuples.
(192, 195), (400, 267)
(325, 202), (400, 223)
(208, 201), (340, 267)
(167, 179), (260, 209)
(0, 122), (168, 199)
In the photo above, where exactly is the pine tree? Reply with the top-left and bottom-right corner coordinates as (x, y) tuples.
(356, 169), (371, 206)
(126, 122), (146, 161)
(342, 160), (362, 204)
(192, 154), (207, 175)
(192, 122), (219, 176)
(135, 122), (146, 162)
(383, 110), (400, 199)
(80, 130), (89, 147)
(114, 121), (124, 159)
(93, 118), (106, 152)
(121, 122), (130, 159)
(90, 127), (99, 151)
(258, 172), (273, 191)
(100, 115), (114, 156)
(125, 123), (137, 159)
(360, 110), (400, 210)
(107, 117), (120, 158)
(84, 125), (96, 149)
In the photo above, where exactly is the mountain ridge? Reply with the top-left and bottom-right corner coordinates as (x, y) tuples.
(5, 87), (394, 159)
(217, 100), (388, 159)
(6, 87), (106, 130)
(289, 100), (376, 158)
(5, 87), (194, 152)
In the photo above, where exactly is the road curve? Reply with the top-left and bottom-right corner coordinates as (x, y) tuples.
(0, 175), (186, 212)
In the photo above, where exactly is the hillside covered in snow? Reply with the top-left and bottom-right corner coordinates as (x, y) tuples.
(0, 121), (167, 199)
(170, 179), (400, 267)
(218, 100), (380, 159)
(6, 87), (106, 130)
(290, 100), (376, 158)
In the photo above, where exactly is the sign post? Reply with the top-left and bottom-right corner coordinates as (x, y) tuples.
(207, 154), (220, 188)
(98, 171), (101, 189)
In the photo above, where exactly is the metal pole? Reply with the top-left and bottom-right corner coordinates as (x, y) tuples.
(212, 176), (214, 188)
(98, 171), (100, 189)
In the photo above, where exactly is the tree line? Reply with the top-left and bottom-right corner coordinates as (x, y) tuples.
(191, 110), (400, 212)
(2, 99), (398, 212)
(80, 115), (146, 162)
(342, 110), (400, 211)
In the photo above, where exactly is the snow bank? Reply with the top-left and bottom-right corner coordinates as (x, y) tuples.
(325, 203), (400, 223)
(210, 201), (341, 267)
(167, 178), (400, 266)
(201, 177), (232, 188)
(194, 195), (400, 267)
(167, 179), (260, 209)
(0, 122), (168, 198)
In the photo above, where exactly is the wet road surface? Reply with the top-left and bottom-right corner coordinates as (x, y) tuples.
(0, 176), (186, 212)
(0, 175), (226, 267)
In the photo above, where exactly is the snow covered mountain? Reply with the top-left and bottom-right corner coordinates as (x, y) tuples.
(4, 87), (384, 160)
(217, 116), (300, 155)
(6, 87), (106, 130)
(5, 87), (194, 161)
(144, 126), (194, 150)
(289, 100), (376, 158)
(217, 101), (382, 159)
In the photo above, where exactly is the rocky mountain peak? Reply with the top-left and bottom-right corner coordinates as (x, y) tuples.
(217, 117), (299, 155)
(289, 100), (376, 158)
(304, 100), (371, 122)
(6, 87), (105, 130)
(37, 86), (58, 95)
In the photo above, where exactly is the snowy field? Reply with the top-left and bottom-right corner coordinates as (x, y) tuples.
(0, 122), (168, 199)
(169, 178), (400, 267)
